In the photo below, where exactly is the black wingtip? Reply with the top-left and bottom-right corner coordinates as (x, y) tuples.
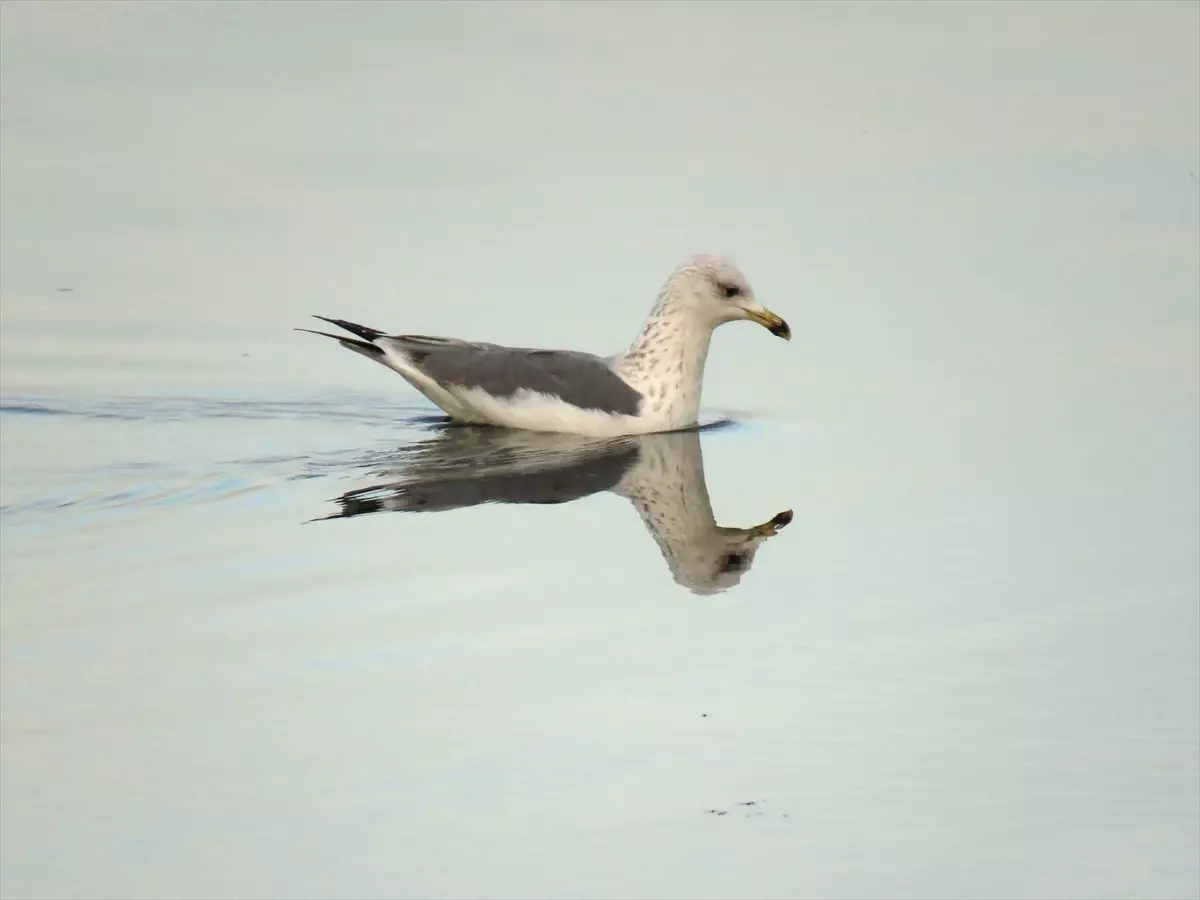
(295, 327), (384, 357)
(311, 316), (386, 342)
(295, 327), (350, 341)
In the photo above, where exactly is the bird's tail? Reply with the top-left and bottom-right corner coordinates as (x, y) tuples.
(295, 316), (388, 360)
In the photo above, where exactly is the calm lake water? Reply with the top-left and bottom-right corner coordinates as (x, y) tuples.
(2, 4), (1198, 899)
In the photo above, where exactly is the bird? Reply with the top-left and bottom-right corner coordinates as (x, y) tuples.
(299, 253), (790, 437)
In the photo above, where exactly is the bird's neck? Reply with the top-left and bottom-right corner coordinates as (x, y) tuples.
(613, 433), (720, 589)
(611, 302), (714, 427)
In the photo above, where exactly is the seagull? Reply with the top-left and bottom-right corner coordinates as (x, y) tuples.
(299, 254), (790, 437)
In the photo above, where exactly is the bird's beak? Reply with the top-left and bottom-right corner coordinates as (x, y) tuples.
(744, 306), (792, 340)
(750, 509), (794, 538)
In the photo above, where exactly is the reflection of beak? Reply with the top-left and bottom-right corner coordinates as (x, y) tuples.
(750, 509), (794, 538)
(745, 307), (792, 340)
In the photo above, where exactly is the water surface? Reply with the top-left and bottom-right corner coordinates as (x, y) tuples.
(1, 4), (1198, 899)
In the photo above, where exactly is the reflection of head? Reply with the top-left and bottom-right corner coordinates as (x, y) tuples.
(611, 430), (791, 594)
(317, 424), (790, 595)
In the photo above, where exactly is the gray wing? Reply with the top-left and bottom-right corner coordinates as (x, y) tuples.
(381, 337), (644, 417)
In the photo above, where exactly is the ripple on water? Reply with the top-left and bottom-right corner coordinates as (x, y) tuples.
(0, 392), (421, 426)
(0, 392), (760, 532)
(0, 392), (427, 528)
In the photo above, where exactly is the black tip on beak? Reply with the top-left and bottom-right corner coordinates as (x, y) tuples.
(749, 508), (794, 538)
(770, 320), (791, 340)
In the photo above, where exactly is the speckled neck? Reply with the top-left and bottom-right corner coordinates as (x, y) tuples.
(610, 295), (714, 429)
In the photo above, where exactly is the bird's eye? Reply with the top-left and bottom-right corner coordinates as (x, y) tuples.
(718, 282), (742, 299)
(718, 552), (748, 574)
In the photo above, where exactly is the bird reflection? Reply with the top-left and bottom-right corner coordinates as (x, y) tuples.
(315, 423), (791, 595)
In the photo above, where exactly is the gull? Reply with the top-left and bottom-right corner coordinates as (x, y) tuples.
(299, 254), (790, 437)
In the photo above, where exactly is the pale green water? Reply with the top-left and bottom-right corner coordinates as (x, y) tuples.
(1, 4), (1198, 899)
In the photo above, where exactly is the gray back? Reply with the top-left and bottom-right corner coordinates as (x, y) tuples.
(405, 344), (644, 417)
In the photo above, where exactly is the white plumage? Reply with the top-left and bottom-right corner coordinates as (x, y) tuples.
(301, 254), (791, 436)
